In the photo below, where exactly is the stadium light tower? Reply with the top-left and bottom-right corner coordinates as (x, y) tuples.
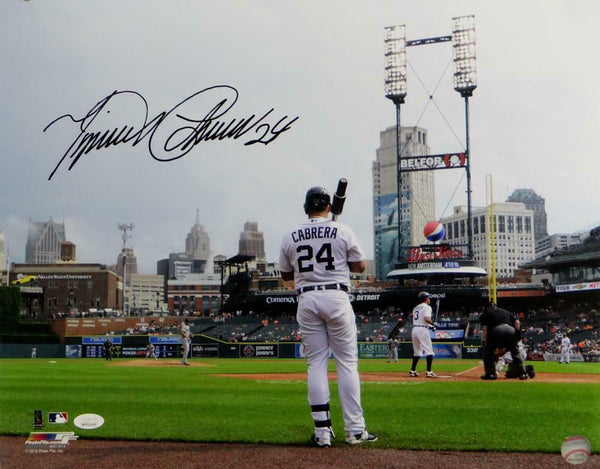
(118, 223), (134, 316)
(384, 25), (408, 264)
(452, 14), (477, 259)
(383, 15), (478, 276)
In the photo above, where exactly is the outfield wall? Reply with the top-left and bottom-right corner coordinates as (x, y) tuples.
(0, 335), (483, 359)
(0, 344), (65, 358)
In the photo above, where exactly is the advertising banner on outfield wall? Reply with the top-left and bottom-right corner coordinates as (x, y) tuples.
(83, 337), (123, 345)
(149, 336), (181, 344)
(240, 344), (278, 358)
(66, 345), (82, 358)
(543, 352), (585, 362)
(359, 343), (389, 358)
(433, 344), (462, 359)
(121, 347), (148, 357)
(193, 344), (219, 358)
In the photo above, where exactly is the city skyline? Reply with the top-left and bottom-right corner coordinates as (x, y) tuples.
(2, 1), (599, 274)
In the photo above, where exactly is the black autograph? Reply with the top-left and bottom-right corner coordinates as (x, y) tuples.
(44, 85), (300, 180)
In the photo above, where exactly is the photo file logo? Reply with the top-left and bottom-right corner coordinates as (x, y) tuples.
(25, 432), (79, 453)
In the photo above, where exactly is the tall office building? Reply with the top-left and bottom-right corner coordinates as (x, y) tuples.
(238, 221), (265, 261)
(507, 189), (548, 242)
(535, 233), (583, 258)
(25, 219), (66, 264)
(185, 210), (210, 261)
(372, 125), (435, 280)
(441, 203), (535, 279)
(115, 248), (138, 279)
(128, 273), (166, 313)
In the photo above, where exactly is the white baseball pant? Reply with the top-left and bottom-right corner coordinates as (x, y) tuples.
(411, 326), (434, 356)
(297, 290), (365, 434)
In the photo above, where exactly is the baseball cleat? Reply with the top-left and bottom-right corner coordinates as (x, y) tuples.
(409, 370), (419, 377)
(346, 430), (378, 445)
(310, 434), (331, 448)
(526, 365), (535, 379)
(480, 374), (497, 380)
(425, 371), (439, 378)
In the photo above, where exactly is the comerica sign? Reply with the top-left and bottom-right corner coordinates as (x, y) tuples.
(265, 296), (297, 304)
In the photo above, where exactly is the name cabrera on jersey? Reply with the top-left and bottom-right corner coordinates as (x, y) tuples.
(412, 303), (432, 326)
(279, 217), (365, 289)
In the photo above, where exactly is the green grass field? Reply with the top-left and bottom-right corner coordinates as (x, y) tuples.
(0, 358), (598, 453)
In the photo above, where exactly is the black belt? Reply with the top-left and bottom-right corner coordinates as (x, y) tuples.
(297, 283), (349, 294)
(414, 325), (429, 328)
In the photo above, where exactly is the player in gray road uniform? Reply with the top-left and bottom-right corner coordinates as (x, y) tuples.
(560, 334), (572, 364)
(279, 186), (377, 447)
(181, 319), (192, 365)
(387, 338), (399, 363)
(146, 342), (158, 360)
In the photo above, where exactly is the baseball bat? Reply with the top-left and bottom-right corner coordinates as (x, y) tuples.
(331, 178), (348, 221)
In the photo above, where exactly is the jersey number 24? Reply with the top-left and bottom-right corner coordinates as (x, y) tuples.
(297, 243), (335, 272)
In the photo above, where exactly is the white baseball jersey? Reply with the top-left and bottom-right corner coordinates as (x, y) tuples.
(412, 303), (432, 326)
(279, 216), (365, 288)
(280, 214), (368, 435)
(411, 302), (434, 356)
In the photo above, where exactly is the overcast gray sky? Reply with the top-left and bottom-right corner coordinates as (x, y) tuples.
(2, 0), (599, 273)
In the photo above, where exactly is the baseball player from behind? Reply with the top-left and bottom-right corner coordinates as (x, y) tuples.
(279, 185), (377, 447)
(409, 292), (438, 378)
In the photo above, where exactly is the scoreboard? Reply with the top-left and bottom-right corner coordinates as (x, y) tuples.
(149, 336), (181, 358)
(82, 337), (123, 358)
(65, 335), (198, 359)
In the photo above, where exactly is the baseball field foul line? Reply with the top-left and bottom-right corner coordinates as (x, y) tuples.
(455, 363), (484, 377)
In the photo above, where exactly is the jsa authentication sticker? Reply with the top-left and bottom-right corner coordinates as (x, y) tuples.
(73, 413), (104, 430)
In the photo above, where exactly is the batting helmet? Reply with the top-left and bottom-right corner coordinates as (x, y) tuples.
(304, 186), (331, 214)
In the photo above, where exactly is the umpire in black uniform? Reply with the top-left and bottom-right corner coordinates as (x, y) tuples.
(479, 303), (526, 380)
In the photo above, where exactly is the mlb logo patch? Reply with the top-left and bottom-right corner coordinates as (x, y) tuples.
(48, 412), (68, 424)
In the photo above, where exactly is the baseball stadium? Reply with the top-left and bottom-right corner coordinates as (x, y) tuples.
(4, 2), (600, 468)
(3, 195), (600, 468)
(1, 246), (599, 468)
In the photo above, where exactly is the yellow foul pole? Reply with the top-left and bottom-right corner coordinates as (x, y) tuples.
(485, 175), (497, 304)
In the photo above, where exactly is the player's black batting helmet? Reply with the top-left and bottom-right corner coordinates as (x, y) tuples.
(304, 186), (331, 214)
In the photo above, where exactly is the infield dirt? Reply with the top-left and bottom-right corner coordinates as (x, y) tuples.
(115, 359), (600, 384)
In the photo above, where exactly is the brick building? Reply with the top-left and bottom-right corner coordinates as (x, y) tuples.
(9, 263), (122, 317)
(167, 273), (221, 315)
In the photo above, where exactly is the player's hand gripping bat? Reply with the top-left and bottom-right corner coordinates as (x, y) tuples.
(331, 178), (348, 221)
